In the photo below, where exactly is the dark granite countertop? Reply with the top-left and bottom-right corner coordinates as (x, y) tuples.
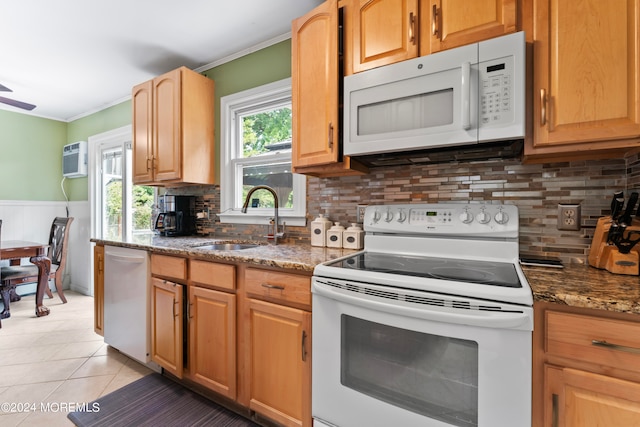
(91, 235), (357, 273)
(522, 263), (640, 314)
(92, 236), (640, 314)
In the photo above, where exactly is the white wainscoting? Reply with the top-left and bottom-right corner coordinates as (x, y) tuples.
(0, 200), (92, 296)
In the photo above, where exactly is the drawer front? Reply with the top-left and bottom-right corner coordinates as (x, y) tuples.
(190, 260), (236, 290)
(546, 311), (640, 373)
(245, 267), (311, 307)
(151, 254), (187, 280)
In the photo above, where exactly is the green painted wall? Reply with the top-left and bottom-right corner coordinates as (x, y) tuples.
(202, 39), (292, 185)
(65, 101), (132, 201)
(0, 110), (67, 200)
(1, 39), (292, 202)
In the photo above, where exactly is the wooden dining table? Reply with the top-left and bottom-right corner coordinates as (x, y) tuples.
(0, 240), (51, 318)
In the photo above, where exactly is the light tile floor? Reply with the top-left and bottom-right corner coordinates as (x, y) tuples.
(0, 291), (153, 426)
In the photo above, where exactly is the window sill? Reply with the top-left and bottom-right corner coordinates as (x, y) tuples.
(218, 210), (307, 227)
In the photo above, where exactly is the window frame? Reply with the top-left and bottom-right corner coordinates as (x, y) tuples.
(219, 78), (306, 226)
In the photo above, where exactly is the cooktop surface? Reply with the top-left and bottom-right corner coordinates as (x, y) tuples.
(325, 252), (522, 289)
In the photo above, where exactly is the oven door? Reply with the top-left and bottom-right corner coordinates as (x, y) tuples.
(311, 278), (532, 427)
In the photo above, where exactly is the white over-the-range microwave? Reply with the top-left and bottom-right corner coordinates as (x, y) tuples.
(343, 31), (525, 166)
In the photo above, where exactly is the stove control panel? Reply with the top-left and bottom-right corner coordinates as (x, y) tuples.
(364, 203), (518, 237)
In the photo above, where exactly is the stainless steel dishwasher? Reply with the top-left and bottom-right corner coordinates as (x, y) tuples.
(103, 245), (155, 366)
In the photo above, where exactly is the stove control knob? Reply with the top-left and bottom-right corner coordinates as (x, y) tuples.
(459, 209), (474, 224)
(372, 209), (381, 223)
(397, 209), (407, 223)
(494, 209), (509, 225)
(384, 209), (394, 222)
(476, 209), (491, 224)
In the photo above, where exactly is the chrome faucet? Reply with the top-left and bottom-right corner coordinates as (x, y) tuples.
(241, 185), (285, 244)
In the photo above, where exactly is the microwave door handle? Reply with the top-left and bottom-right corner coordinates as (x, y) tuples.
(461, 61), (471, 130)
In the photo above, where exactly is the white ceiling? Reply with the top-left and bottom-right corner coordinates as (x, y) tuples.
(0, 0), (323, 122)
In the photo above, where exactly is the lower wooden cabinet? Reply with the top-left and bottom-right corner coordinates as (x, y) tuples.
(545, 365), (640, 426)
(146, 254), (313, 427)
(93, 244), (104, 336)
(150, 277), (184, 378)
(186, 285), (237, 399)
(534, 303), (640, 427)
(246, 298), (312, 427)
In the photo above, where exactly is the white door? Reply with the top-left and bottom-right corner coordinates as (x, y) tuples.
(90, 127), (154, 242)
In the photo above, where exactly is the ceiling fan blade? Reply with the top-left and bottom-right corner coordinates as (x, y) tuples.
(0, 84), (12, 92)
(0, 96), (36, 111)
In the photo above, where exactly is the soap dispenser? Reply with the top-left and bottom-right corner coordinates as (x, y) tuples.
(311, 214), (332, 247)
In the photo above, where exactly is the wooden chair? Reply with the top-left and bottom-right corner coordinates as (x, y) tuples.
(0, 219), (2, 327)
(0, 217), (74, 318)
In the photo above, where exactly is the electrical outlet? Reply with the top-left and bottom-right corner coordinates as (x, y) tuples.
(357, 204), (368, 223)
(557, 204), (581, 231)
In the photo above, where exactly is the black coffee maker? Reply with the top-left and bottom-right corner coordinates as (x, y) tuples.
(155, 195), (196, 236)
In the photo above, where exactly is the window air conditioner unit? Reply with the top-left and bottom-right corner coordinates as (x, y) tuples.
(62, 141), (88, 178)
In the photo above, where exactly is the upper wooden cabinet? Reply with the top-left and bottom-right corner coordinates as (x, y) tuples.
(525, 0), (640, 161)
(132, 66), (215, 186)
(347, 0), (516, 73)
(423, 0), (516, 55)
(291, 0), (369, 177)
(292, 0), (338, 169)
(350, 0), (419, 73)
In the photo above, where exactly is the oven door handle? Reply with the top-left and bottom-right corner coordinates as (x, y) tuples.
(313, 280), (532, 330)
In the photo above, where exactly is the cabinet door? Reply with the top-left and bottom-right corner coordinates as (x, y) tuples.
(188, 286), (236, 399)
(93, 245), (104, 336)
(247, 298), (311, 427)
(546, 365), (640, 427)
(132, 80), (154, 184)
(351, 0), (419, 72)
(423, 0), (516, 54)
(151, 277), (183, 378)
(292, 0), (339, 169)
(153, 68), (182, 182)
(532, 0), (640, 149)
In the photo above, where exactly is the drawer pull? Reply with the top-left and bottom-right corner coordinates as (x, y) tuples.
(432, 4), (438, 37)
(552, 393), (559, 427)
(540, 89), (547, 126)
(261, 283), (285, 291)
(592, 339), (640, 354)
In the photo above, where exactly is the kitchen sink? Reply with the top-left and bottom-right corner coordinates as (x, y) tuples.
(192, 243), (260, 251)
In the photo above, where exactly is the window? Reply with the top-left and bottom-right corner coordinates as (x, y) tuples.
(219, 78), (306, 226)
(89, 125), (155, 241)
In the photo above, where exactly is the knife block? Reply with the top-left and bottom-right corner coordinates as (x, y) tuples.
(589, 219), (640, 274)
(588, 216), (611, 269)
(605, 250), (639, 275)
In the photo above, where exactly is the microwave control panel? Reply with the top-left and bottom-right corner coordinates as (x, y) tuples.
(479, 56), (515, 127)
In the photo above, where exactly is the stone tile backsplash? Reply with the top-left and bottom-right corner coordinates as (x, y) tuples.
(168, 156), (633, 265)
